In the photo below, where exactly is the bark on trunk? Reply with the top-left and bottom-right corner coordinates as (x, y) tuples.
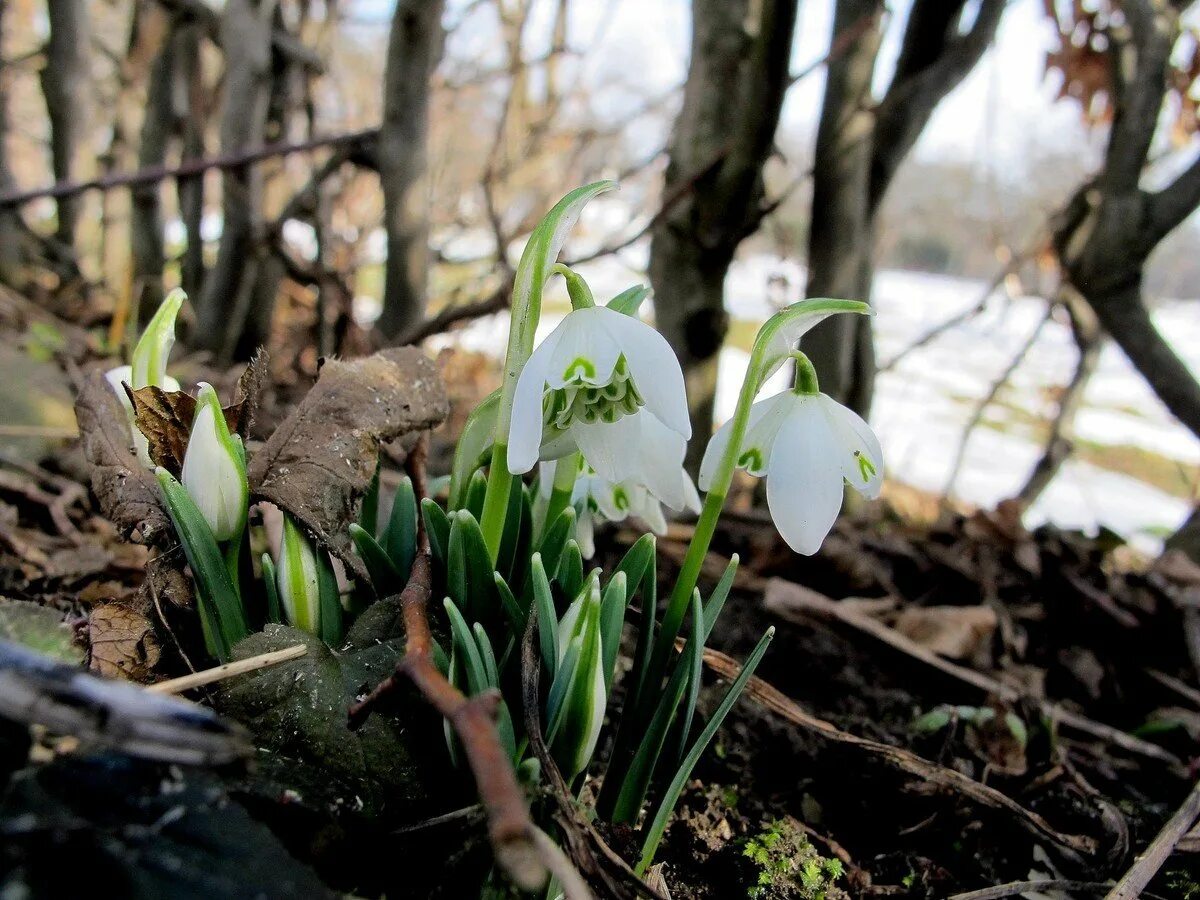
(804, 0), (1004, 414)
(649, 0), (800, 472)
(0, 0), (25, 287)
(177, 22), (207, 303)
(41, 0), (91, 251)
(194, 0), (276, 358)
(375, 0), (445, 342)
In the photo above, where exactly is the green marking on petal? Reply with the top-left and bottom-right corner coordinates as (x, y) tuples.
(564, 356), (597, 381)
(612, 487), (630, 512)
(855, 450), (876, 483)
(738, 448), (764, 472)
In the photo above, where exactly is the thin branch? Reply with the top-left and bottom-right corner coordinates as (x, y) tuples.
(155, 0), (325, 72)
(1148, 149), (1200, 246)
(0, 129), (379, 209)
(1106, 779), (1200, 899)
(398, 279), (513, 346)
(943, 303), (1054, 497)
(347, 437), (549, 892)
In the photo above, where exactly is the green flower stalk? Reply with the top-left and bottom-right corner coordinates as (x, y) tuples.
(181, 383), (248, 543)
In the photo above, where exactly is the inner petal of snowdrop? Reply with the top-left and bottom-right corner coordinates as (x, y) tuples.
(542, 354), (645, 431)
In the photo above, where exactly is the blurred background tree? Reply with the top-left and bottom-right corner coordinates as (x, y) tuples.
(0, 0), (1197, 549)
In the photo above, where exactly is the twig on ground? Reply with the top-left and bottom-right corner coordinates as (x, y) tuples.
(1105, 779), (1200, 900)
(700, 644), (1099, 860)
(948, 881), (1164, 900)
(346, 436), (551, 893)
(764, 578), (1182, 767)
(147, 644), (307, 694)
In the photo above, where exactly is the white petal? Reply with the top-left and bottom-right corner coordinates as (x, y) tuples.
(597, 308), (690, 438)
(816, 394), (884, 499)
(545, 308), (622, 387)
(629, 410), (688, 508)
(570, 413), (642, 486)
(632, 488), (669, 535)
(576, 508), (596, 559)
(698, 394), (782, 490)
(507, 344), (555, 474)
(740, 393), (796, 477)
(556, 595), (585, 664)
(677, 469), (702, 515)
(765, 399), (844, 555)
(593, 477), (631, 522)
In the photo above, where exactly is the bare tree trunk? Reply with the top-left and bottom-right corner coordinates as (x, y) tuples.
(1052, 0), (1200, 442)
(41, 0), (91, 252)
(177, 21), (207, 303)
(131, 16), (176, 323)
(0, 0), (25, 287)
(804, 0), (1004, 414)
(649, 0), (800, 471)
(802, 0), (882, 412)
(375, 0), (445, 342)
(1015, 292), (1101, 506)
(194, 0), (276, 359)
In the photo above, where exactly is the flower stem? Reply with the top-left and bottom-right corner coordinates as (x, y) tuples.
(479, 442), (513, 560)
(550, 263), (594, 309)
(791, 350), (820, 395)
(541, 452), (579, 542)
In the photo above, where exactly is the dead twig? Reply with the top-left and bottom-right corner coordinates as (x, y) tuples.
(347, 436), (551, 893)
(1105, 779), (1200, 900)
(147, 644), (307, 694)
(700, 645), (1099, 861)
(949, 881), (1147, 900)
(764, 579), (1182, 767)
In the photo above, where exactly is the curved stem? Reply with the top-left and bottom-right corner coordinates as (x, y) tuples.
(541, 452), (579, 542)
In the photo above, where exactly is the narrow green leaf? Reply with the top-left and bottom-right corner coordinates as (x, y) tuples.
(534, 506), (576, 589)
(359, 455), (381, 535)
(422, 499), (451, 570)
(349, 523), (404, 596)
(558, 540), (584, 599)
(457, 510), (499, 625)
(446, 512), (468, 614)
(531, 554), (558, 677)
(599, 572), (628, 691)
(701, 554), (739, 633)
(493, 573), (527, 642)
(261, 553), (282, 624)
(155, 469), (247, 661)
(473, 623), (501, 689)
(383, 477), (418, 579)
(501, 484), (533, 588)
(606, 284), (650, 317)
(674, 591), (705, 764)
(465, 469), (488, 522)
(546, 635), (582, 743)
(637, 628), (775, 875)
(317, 546), (343, 646)
(443, 597), (488, 696)
(448, 388), (500, 511)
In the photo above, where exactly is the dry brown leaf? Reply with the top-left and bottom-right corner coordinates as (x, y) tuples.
(74, 370), (169, 544)
(893, 604), (997, 664)
(88, 603), (161, 682)
(246, 347), (448, 586)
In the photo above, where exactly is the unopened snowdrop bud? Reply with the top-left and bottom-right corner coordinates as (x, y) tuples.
(551, 577), (606, 779)
(276, 516), (322, 635)
(132, 288), (185, 389)
(180, 383), (247, 542)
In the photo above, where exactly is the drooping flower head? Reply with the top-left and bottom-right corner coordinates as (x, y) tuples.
(508, 289), (692, 509)
(180, 382), (248, 542)
(276, 515), (322, 635)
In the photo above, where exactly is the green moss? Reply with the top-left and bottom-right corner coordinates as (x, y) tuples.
(741, 819), (843, 900)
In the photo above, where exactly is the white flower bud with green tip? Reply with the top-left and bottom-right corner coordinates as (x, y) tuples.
(550, 576), (606, 779)
(699, 353), (883, 556)
(180, 382), (248, 542)
(275, 516), (322, 635)
(507, 280), (692, 509)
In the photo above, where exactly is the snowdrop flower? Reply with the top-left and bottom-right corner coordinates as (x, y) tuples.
(557, 465), (700, 558)
(551, 576), (605, 779)
(180, 383), (248, 542)
(106, 290), (185, 467)
(275, 516), (321, 634)
(507, 302), (692, 508)
(699, 387), (883, 556)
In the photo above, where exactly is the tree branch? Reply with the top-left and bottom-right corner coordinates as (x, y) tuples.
(1148, 150), (1200, 246)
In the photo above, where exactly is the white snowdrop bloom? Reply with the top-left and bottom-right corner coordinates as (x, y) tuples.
(105, 365), (181, 468)
(551, 577), (606, 778)
(699, 391), (883, 556)
(276, 516), (322, 635)
(180, 383), (248, 542)
(507, 306), (691, 508)
(571, 467), (700, 559)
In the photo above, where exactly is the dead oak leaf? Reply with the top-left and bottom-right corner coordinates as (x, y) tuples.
(246, 347), (448, 588)
(88, 603), (161, 682)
